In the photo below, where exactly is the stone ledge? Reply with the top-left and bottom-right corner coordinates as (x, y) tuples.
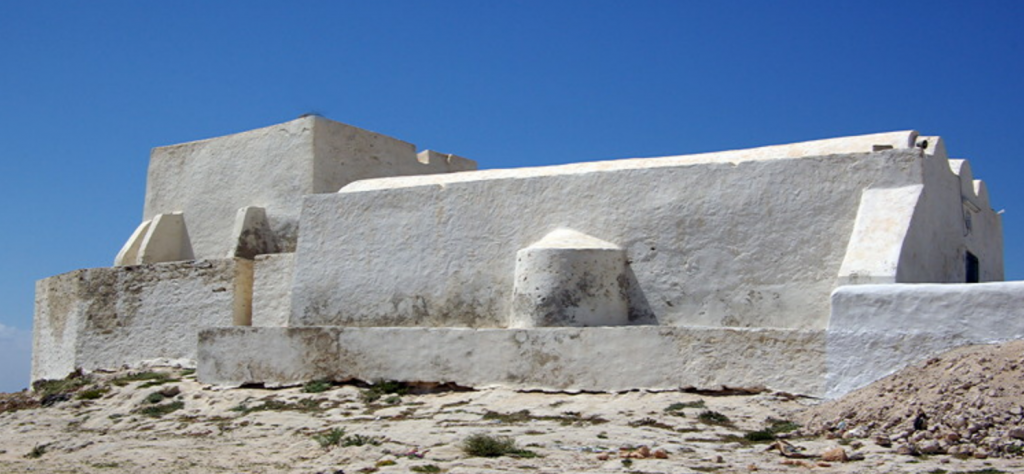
(197, 326), (827, 395)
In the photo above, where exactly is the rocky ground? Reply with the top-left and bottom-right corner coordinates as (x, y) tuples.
(2, 343), (1023, 474)
(800, 340), (1024, 461)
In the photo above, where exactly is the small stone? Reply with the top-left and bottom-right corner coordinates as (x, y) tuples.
(159, 386), (181, 398)
(974, 448), (989, 459)
(895, 444), (917, 456)
(874, 435), (892, 447)
(714, 455), (724, 463)
(596, 453), (610, 461)
(843, 427), (866, 439)
(849, 441), (864, 449)
(848, 451), (865, 461)
(747, 464), (758, 471)
(955, 443), (976, 455)
(821, 447), (848, 462)
(1008, 427), (1024, 440)
(652, 449), (668, 459)
(816, 462), (832, 468)
(918, 440), (943, 455)
(945, 432), (961, 443)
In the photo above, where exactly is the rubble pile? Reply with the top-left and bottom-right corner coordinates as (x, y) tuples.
(800, 341), (1024, 458)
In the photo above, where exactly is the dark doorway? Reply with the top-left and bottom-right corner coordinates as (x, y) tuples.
(966, 251), (980, 283)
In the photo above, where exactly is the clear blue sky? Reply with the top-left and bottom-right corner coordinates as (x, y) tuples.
(2, 2), (1023, 392)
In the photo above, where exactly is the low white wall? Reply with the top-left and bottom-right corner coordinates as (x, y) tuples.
(825, 282), (1024, 398)
(32, 259), (248, 381)
(198, 326), (827, 395)
(291, 148), (925, 330)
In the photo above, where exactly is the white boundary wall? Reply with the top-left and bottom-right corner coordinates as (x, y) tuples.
(32, 259), (250, 381)
(826, 282), (1024, 398)
(290, 132), (1001, 331)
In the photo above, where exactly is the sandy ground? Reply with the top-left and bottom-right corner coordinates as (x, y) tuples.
(2, 363), (1022, 474)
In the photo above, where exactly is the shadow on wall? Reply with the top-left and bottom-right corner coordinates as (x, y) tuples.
(624, 265), (657, 325)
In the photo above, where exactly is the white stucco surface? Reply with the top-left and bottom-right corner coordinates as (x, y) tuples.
(293, 147), (925, 330)
(510, 229), (629, 328)
(137, 212), (194, 264)
(32, 259), (248, 381)
(252, 253), (294, 327)
(198, 326), (827, 395)
(836, 186), (923, 285)
(139, 116), (477, 259)
(227, 206), (279, 259)
(113, 219), (151, 266)
(34, 122), (1013, 402)
(895, 140), (1003, 283)
(825, 282), (1024, 398)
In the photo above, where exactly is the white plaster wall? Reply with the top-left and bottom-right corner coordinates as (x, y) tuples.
(310, 120), (476, 194)
(895, 140), (1003, 283)
(836, 186), (923, 285)
(252, 253), (294, 327)
(291, 148), (925, 330)
(32, 260), (245, 382)
(826, 282), (1024, 398)
(145, 119), (316, 257)
(32, 271), (84, 381)
(143, 117), (478, 259)
(198, 326), (827, 395)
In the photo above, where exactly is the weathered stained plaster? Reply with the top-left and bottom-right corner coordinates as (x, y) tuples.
(32, 118), (1014, 398)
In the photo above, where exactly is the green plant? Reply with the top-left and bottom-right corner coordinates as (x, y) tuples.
(483, 410), (533, 423)
(742, 430), (776, 442)
(33, 376), (90, 397)
(741, 418), (801, 442)
(76, 387), (110, 400)
(231, 398), (326, 415)
(410, 465), (442, 473)
(697, 410), (731, 426)
(621, 459), (633, 468)
(145, 392), (166, 404)
(461, 434), (537, 458)
(343, 434), (384, 447)
(764, 418), (800, 434)
(111, 371), (176, 387)
(137, 400), (184, 418)
(360, 380), (410, 402)
(482, 409), (607, 426)
(303, 379), (332, 393)
(375, 460), (396, 467)
(313, 428), (346, 448)
(628, 417), (675, 430)
(665, 400), (705, 412)
(24, 444), (48, 459)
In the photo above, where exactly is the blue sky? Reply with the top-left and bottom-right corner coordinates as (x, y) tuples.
(2, 2), (1023, 392)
